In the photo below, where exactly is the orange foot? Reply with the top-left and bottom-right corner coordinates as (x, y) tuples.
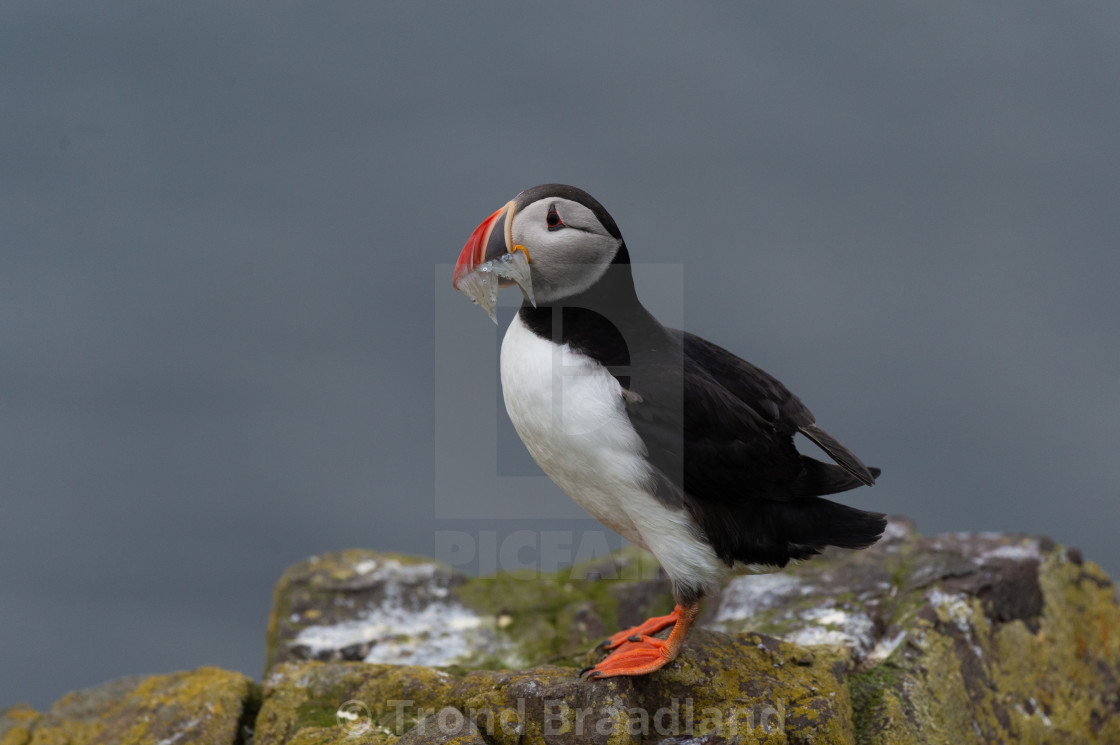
(581, 601), (699, 679)
(583, 636), (675, 677)
(596, 606), (682, 651)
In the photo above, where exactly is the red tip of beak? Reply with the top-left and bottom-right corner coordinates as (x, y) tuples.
(453, 204), (509, 288)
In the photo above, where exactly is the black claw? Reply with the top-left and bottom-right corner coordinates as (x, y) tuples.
(578, 665), (596, 677)
(594, 639), (610, 650)
(627, 634), (642, 643)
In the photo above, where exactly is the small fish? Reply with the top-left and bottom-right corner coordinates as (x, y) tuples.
(453, 251), (534, 324)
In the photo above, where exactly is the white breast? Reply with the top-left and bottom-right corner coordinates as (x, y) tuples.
(499, 314), (725, 595)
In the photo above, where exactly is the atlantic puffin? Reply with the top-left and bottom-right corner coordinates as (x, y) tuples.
(452, 184), (885, 678)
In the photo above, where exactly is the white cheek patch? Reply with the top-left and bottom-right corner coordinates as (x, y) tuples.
(513, 204), (621, 304)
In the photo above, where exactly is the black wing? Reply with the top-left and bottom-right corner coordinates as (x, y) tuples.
(682, 331), (877, 488)
(625, 329), (884, 567)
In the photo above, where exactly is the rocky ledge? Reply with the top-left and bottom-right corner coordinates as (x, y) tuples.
(4, 518), (1119, 744)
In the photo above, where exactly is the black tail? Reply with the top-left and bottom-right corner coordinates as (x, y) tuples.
(692, 494), (888, 569)
(778, 496), (888, 553)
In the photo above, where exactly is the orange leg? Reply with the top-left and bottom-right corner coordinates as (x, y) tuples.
(582, 601), (699, 678)
(596, 606), (681, 651)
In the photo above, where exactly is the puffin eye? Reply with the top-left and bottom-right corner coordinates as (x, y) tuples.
(546, 204), (564, 231)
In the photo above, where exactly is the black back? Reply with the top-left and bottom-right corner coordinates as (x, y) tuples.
(517, 208), (885, 570)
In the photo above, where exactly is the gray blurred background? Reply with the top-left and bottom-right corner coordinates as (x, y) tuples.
(3, 2), (1118, 710)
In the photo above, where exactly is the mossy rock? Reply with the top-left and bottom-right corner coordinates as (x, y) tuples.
(259, 518), (1120, 743)
(8, 667), (256, 745)
(1, 704), (40, 745)
(14, 518), (1120, 744)
(263, 545), (668, 676)
(254, 629), (851, 745)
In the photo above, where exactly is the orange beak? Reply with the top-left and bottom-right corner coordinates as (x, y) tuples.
(452, 201), (515, 290)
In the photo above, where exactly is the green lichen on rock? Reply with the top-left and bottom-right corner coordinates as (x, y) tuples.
(1, 705), (40, 745)
(849, 659), (906, 743)
(256, 662), (457, 745)
(264, 544), (669, 676)
(12, 667), (256, 745)
(453, 544), (667, 670)
(847, 540), (1120, 744)
(15, 519), (1120, 744)
(626, 630), (855, 744)
(254, 630), (852, 745)
(986, 552), (1120, 743)
(255, 520), (1120, 743)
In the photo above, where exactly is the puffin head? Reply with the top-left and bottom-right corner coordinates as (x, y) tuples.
(453, 184), (625, 321)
